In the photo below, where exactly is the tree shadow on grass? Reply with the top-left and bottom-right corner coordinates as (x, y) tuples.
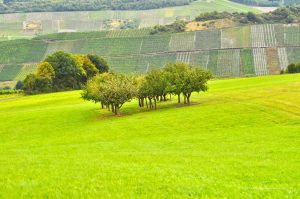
(91, 100), (204, 121)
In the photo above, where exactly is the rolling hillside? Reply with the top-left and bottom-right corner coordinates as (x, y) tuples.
(0, 23), (300, 84)
(0, 0), (259, 41)
(1, 74), (299, 197)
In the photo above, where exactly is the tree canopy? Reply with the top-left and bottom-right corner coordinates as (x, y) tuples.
(23, 52), (109, 94)
(0, 0), (193, 14)
(83, 62), (212, 115)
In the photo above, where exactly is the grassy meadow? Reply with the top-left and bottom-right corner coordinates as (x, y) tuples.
(0, 74), (300, 198)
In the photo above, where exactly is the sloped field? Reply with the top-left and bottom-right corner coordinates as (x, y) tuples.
(0, 0), (259, 40)
(140, 34), (171, 53)
(240, 49), (255, 76)
(169, 32), (195, 51)
(195, 30), (221, 50)
(221, 26), (251, 48)
(217, 50), (240, 77)
(1, 24), (300, 81)
(1, 75), (300, 198)
(266, 48), (281, 75)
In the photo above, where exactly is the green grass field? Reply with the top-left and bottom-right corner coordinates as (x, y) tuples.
(1, 74), (299, 198)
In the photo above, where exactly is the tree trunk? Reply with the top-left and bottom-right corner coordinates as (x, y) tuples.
(184, 95), (187, 104)
(149, 98), (152, 109)
(154, 98), (157, 110)
(145, 98), (148, 108)
(163, 94), (167, 101)
(178, 94), (181, 104)
(111, 104), (115, 113)
(138, 98), (141, 107)
(187, 93), (191, 104)
(141, 98), (144, 107)
(107, 104), (110, 111)
(114, 105), (118, 115)
(170, 94), (172, 101)
(101, 102), (104, 109)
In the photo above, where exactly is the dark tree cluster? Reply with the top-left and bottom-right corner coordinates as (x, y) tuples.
(195, 6), (300, 25)
(82, 62), (212, 115)
(284, 63), (300, 74)
(0, 0), (194, 14)
(23, 51), (109, 95)
(150, 20), (186, 34)
(230, 0), (300, 7)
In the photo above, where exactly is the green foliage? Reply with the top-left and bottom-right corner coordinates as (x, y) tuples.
(45, 51), (84, 90)
(286, 63), (297, 73)
(0, 0), (193, 13)
(195, 6), (300, 24)
(36, 62), (55, 79)
(0, 89), (23, 95)
(83, 73), (136, 115)
(15, 80), (23, 90)
(230, 0), (300, 6)
(87, 54), (109, 74)
(164, 62), (212, 104)
(150, 20), (186, 35)
(285, 62), (300, 73)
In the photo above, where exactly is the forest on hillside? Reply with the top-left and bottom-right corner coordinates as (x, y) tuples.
(0, 0), (194, 13)
(230, 0), (300, 7)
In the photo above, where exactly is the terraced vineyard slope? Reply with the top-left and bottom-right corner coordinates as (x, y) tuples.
(0, 0), (259, 41)
(0, 23), (300, 85)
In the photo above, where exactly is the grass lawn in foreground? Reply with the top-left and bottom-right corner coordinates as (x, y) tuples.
(0, 74), (299, 198)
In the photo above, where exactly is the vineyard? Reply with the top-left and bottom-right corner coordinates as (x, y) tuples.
(1, 23), (300, 84)
(0, 0), (258, 41)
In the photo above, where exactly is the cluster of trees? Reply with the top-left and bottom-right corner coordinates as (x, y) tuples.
(0, 0), (193, 13)
(195, 6), (300, 24)
(82, 62), (212, 115)
(285, 63), (300, 74)
(150, 20), (186, 34)
(230, 0), (300, 7)
(23, 51), (109, 94)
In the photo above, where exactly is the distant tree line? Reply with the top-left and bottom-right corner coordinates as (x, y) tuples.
(0, 0), (194, 13)
(22, 51), (109, 95)
(195, 6), (300, 24)
(149, 6), (300, 35)
(82, 62), (212, 115)
(230, 0), (300, 7)
(150, 20), (186, 34)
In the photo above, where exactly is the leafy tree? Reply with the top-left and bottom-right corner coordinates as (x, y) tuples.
(181, 68), (212, 104)
(286, 63), (297, 73)
(23, 74), (38, 95)
(15, 80), (23, 90)
(296, 63), (300, 73)
(44, 51), (84, 90)
(143, 69), (168, 109)
(36, 62), (55, 79)
(87, 54), (109, 73)
(164, 62), (189, 103)
(73, 55), (99, 82)
(83, 73), (136, 115)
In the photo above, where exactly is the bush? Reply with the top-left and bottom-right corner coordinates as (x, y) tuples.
(0, 90), (23, 95)
(286, 63), (297, 74)
(296, 63), (300, 73)
(15, 80), (23, 90)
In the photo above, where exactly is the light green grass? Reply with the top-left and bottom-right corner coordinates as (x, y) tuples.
(0, 74), (299, 198)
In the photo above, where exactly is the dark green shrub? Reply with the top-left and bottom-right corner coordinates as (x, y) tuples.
(286, 63), (297, 74)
